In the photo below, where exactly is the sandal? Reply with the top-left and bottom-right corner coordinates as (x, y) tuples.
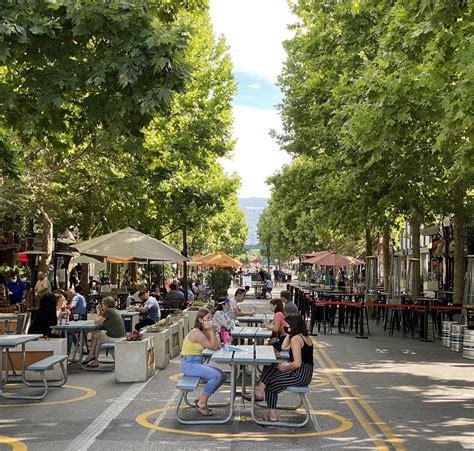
(194, 400), (213, 416)
(259, 415), (278, 424)
(86, 361), (99, 368)
(242, 392), (264, 402)
(82, 357), (94, 364)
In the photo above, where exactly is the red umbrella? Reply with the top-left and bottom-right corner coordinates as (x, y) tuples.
(301, 251), (331, 264)
(250, 258), (261, 264)
(305, 252), (362, 266)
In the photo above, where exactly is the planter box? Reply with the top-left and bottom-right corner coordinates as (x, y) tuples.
(115, 337), (155, 382)
(169, 322), (182, 358)
(8, 338), (67, 381)
(142, 328), (171, 370)
(183, 308), (199, 327)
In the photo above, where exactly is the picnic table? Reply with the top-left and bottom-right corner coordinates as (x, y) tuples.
(209, 345), (277, 425)
(236, 313), (274, 327)
(0, 334), (42, 399)
(231, 326), (272, 345)
(118, 310), (139, 332)
(51, 320), (98, 370)
(0, 313), (18, 333)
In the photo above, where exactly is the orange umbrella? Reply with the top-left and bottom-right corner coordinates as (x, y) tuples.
(189, 251), (242, 268)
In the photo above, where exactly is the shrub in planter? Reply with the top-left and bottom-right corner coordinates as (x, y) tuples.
(206, 268), (232, 302)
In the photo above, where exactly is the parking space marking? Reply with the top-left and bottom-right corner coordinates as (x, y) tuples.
(65, 378), (152, 451)
(0, 435), (27, 451)
(313, 338), (406, 451)
(0, 385), (96, 407)
(136, 406), (353, 438)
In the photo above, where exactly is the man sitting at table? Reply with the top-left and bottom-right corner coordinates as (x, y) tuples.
(134, 291), (160, 330)
(83, 296), (126, 368)
(225, 288), (254, 320)
(163, 282), (185, 306)
(66, 286), (87, 320)
(280, 290), (299, 315)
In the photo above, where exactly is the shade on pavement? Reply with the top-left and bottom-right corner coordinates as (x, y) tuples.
(190, 251), (242, 268)
(72, 227), (188, 263)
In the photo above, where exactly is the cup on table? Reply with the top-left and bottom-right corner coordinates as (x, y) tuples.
(73, 314), (79, 321)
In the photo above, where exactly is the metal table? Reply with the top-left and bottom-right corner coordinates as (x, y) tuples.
(209, 345), (277, 425)
(231, 326), (272, 345)
(119, 311), (139, 333)
(0, 334), (42, 399)
(237, 314), (274, 327)
(51, 321), (99, 370)
(0, 313), (18, 334)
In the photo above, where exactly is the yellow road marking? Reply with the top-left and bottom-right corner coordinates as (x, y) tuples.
(313, 338), (406, 451)
(0, 385), (96, 407)
(0, 435), (27, 450)
(136, 406), (353, 438)
(313, 351), (389, 450)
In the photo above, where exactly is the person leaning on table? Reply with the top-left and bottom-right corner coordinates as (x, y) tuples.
(243, 314), (314, 422)
(83, 296), (126, 368)
(180, 309), (226, 416)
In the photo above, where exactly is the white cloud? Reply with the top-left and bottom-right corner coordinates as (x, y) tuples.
(209, 0), (295, 82)
(247, 83), (261, 90)
(220, 105), (292, 198)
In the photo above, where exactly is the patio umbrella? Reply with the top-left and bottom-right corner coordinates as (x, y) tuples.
(250, 258), (261, 265)
(305, 252), (362, 267)
(72, 227), (188, 263)
(301, 251), (331, 264)
(190, 251), (242, 268)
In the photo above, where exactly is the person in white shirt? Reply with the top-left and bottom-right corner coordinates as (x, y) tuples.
(134, 291), (161, 330)
(225, 288), (254, 320)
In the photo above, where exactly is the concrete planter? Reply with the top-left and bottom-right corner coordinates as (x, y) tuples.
(142, 327), (171, 370)
(115, 337), (155, 382)
(169, 322), (182, 358)
(183, 308), (199, 328)
(9, 338), (67, 381)
(182, 315), (190, 336)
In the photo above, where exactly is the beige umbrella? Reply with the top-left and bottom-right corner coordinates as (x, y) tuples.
(305, 251), (362, 266)
(72, 227), (188, 262)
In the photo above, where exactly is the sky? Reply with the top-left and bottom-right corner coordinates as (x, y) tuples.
(209, 0), (294, 198)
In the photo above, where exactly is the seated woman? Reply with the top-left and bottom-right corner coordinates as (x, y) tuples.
(212, 301), (234, 344)
(244, 315), (313, 422)
(261, 298), (286, 350)
(29, 292), (60, 338)
(83, 296), (126, 367)
(181, 309), (226, 416)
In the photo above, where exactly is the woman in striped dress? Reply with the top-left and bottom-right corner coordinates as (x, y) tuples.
(245, 315), (313, 422)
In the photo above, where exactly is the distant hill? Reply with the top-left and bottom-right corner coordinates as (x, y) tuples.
(239, 197), (268, 245)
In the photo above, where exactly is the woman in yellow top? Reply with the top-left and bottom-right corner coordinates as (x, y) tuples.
(181, 309), (226, 416)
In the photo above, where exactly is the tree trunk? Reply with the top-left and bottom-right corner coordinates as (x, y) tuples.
(130, 263), (139, 284)
(80, 263), (90, 294)
(365, 227), (373, 256)
(109, 219), (118, 284)
(410, 210), (422, 296)
(452, 184), (466, 305)
(39, 210), (53, 274)
(383, 224), (391, 292)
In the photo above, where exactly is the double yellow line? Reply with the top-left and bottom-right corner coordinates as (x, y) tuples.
(312, 338), (406, 451)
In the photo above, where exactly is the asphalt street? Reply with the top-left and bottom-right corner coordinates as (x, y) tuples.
(1, 286), (473, 450)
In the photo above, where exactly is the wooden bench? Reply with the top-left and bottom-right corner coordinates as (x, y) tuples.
(24, 355), (68, 400)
